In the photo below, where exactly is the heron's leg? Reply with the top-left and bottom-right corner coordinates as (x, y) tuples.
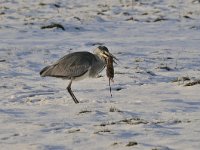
(67, 80), (79, 104)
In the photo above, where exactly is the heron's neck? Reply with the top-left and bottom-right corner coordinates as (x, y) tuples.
(96, 54), (106, 64)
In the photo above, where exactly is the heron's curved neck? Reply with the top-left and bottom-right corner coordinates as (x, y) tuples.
(96, 54), (106, 64)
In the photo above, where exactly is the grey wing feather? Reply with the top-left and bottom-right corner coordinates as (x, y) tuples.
(40, 52), (96, 79)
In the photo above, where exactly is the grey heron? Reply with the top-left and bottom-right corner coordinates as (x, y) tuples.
(40, 46), (118, 104)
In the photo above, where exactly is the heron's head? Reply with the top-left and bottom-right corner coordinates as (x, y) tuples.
(94, 46), (118, 63)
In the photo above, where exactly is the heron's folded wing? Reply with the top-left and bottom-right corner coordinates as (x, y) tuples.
(41, 52), (94, 78)
(50, 63), (90, 78)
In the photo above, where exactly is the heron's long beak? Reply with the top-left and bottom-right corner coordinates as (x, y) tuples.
(102, 51), (119, 64)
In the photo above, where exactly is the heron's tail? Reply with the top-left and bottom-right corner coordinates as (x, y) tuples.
(40, 66), (53, 77)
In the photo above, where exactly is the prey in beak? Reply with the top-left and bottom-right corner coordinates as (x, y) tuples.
(95, 45), (119, 98)
(94, 46), (118, 97)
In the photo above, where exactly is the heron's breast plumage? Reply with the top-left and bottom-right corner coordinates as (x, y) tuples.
(88, 55), (106, 78)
